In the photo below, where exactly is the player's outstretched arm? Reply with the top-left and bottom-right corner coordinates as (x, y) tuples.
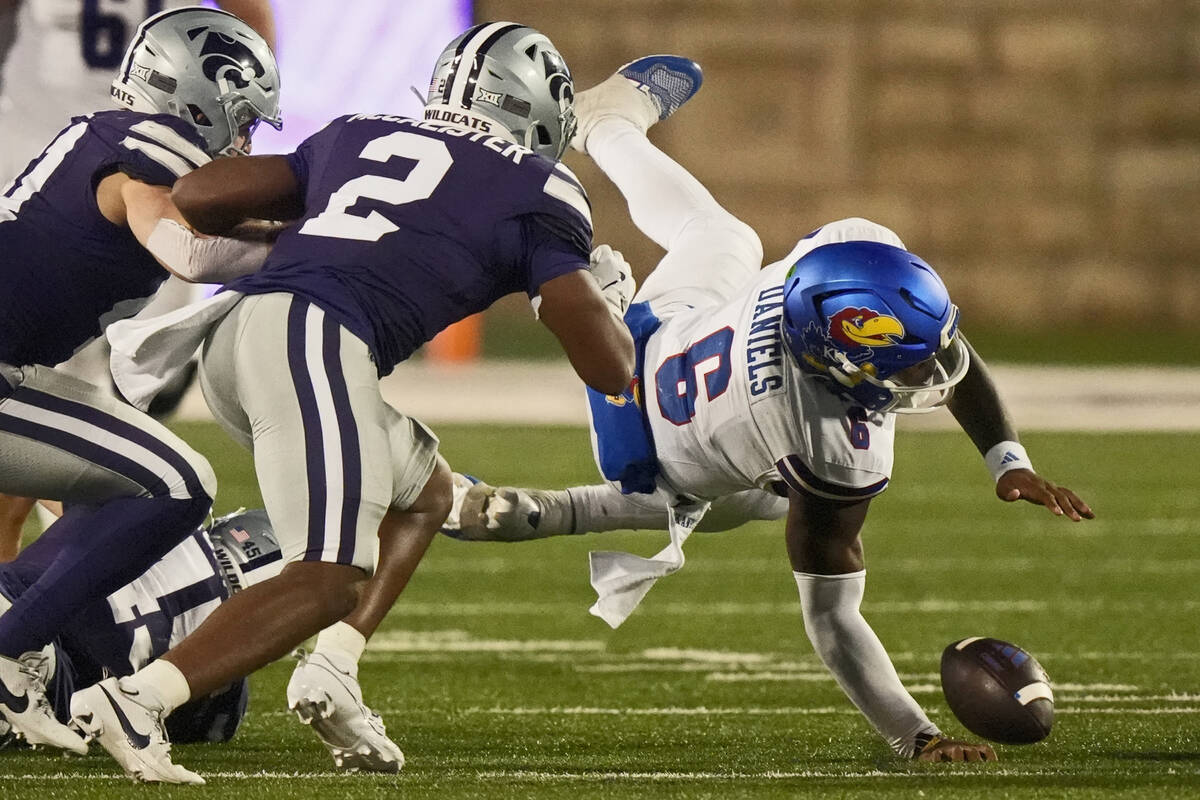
(785, 489), (996, 762)
(98, 174), (274, 283)
(538, 269), (635, 395)
(173, 155), (304, 236)
(946, 335), (1093, 521)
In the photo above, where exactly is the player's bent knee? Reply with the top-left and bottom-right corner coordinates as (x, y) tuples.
(722, 216), (764, 264)
(683, 211), (762, 264)
(190, 454), (218, 503)
(280, 561), (366, 624)
(417, 457), (454, 522)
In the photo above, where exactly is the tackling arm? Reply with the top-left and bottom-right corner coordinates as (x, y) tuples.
(95, 173), (273, 282)
(172, 155), (304, 235)
(538, 269), (635, 395)
(784, 488), (995, 761)
(947, 335), (1093, 520)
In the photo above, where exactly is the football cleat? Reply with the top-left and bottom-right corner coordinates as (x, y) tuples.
(287, 649), (404, 773)
(438, 472), (480, 537)
(0, 651), (88, 754)
(440, 474), (554, 542)
(571, 54), (703, 153)
(69, 677), (203, 784)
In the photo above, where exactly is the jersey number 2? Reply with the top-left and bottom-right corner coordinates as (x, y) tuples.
(655, 328), (735, 426)
(299, 132), (453, 242)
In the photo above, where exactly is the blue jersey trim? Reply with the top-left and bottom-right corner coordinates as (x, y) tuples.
(586, 302), (662, 494)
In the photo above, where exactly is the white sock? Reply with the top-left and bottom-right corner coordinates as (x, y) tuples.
(121, 659), (191, 715)
(587, 119), (724, 252)
(313, 621), (366, 678)
(794, 571), (938, 757)
(564, 484), (667, 533)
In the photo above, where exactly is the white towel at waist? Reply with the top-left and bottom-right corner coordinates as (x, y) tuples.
(108, 290), (243, 412)
(588, 499), (710, 629)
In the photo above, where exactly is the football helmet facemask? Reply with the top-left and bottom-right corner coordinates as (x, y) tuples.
(781, 241), (970, 414)
(111, 7), (281, 157)
(208, 508), (284, 593)
(424, 21), (577, 159)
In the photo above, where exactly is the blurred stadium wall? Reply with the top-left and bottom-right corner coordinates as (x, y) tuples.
(477, 0), (1200, 350)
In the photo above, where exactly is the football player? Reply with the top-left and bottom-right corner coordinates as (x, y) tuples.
(0, 510), (290, 750)
(0, 0), (275, 181)
(0, 6), (281, 756)
(70, 22), (637, 783)
(0, 1), (277, 457)
(443, 58), (1094, 763)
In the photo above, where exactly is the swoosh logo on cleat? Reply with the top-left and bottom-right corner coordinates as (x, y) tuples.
(0, 680), (29, 715)
(98, 685), (151, 749)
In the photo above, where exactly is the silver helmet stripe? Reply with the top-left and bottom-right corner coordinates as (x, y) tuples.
(442, 21), (522, 111)
(119, 7), (209, 83)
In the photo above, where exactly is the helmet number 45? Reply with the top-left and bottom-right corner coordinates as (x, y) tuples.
(300, 132), (454, 243)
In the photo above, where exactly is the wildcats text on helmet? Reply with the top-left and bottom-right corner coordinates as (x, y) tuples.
(423, 109), (494, 132)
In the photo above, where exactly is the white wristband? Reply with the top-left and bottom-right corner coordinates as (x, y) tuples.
(984, 440), (1034, 482)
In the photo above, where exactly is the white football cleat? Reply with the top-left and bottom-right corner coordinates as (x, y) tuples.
(0, 651), (87, 754)
(287, 649), (404, 773)
(572, 54), (703, 153)
(438, 471), (480, 537)
(69, 677), (203, 784)
(440, 475), (551, 542)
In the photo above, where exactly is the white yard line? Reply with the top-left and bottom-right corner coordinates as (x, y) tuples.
(6, 767), (1128, 781)
(365, 599), (1188, 616)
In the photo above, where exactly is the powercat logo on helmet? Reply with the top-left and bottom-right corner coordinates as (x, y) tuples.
(542, 50), (573, 103)
(192, 29), (266, 89)
(829, 307), (905, 349)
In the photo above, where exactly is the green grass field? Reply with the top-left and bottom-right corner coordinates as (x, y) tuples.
(4, 423), (1198, 798)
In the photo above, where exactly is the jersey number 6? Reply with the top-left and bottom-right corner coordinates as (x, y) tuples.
(82, 0), (164, 69)
(655, 327), (735, 426)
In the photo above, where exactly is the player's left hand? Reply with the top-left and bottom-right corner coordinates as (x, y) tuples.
(916, 735), (997, 763)
(996, 469), (1094, 521)
(588, 244), (636, 314)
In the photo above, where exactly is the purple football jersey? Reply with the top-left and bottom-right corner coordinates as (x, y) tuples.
(227, 114), (594, 375)
(0, 110), (210, 367)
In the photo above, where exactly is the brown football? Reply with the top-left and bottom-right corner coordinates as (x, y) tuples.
(940, 637), (1054, 744)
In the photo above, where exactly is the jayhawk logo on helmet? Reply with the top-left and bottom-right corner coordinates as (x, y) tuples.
(829, 307), (906, 349)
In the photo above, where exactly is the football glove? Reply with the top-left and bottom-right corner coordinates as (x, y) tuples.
(589, 244), (636, 315)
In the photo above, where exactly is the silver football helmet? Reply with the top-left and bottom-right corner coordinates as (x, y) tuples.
(208, 509), (284, 592)
(424, 22), (576, 159)
(110, 7), (281, 157)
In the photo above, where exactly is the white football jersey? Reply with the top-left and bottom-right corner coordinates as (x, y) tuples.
(0, 0), (195, 180)
(102, 531), (226, 673)
(640, 219), (904, 502)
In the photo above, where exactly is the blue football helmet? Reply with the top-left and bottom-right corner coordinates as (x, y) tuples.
(780, 241), (970, 413)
